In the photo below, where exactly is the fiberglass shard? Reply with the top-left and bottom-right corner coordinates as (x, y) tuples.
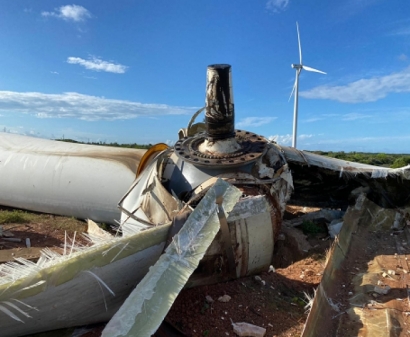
(102, 178), (242, 337)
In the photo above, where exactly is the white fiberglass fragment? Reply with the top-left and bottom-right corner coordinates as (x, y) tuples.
(12, 299), (39, 311)
(371, 169), (388, 179)
(3, 301), (32, 318)
(110, 242), (129, 263)
(102, 179), (241, 337)
(0, 304), (24, 323)
(83, 271), (115, 297)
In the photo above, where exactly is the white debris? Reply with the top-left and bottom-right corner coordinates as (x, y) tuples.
(268, 265), (275, 273)
(218, 295), (232, 303)
(257, 163), (275, 179)
(254, 276), (265, 286)
(232, 322), (266, 337)
(371, 169), (388, 179)
(327, 219), (343, 238)
(205, 295), (214, 303)
(87, 219), (114, 243)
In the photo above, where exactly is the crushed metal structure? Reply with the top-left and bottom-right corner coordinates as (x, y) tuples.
(0, 64), (409, 336)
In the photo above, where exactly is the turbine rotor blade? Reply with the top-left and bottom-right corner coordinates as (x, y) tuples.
(288, 76), (297, 101)
(288, 69), (301, 102)
(302, 65), (326, 74)
(296, 22), (302, 64)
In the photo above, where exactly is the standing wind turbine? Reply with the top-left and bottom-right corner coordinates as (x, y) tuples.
(290, 22), (326, 148)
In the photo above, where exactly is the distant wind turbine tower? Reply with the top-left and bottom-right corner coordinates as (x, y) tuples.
(290, 22), (326, 148)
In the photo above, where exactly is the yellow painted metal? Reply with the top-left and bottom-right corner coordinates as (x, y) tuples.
(136, 143), (169, 177)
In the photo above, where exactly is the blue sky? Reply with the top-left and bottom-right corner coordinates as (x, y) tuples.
(0, 1), (409, 153)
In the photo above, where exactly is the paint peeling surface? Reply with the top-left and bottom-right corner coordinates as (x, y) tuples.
(302, 195), (410, 337)
(102, 179), (241, 337)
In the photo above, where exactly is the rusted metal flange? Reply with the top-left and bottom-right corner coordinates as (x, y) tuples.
(174, 129), (268, 167)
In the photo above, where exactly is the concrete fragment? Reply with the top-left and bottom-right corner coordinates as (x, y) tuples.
(232, 322), (266, 337)
(218, 295), (232, 303)
(205, 295), (214, 303)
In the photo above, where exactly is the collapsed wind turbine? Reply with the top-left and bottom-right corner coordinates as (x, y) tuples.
(290, 22), (326, 148)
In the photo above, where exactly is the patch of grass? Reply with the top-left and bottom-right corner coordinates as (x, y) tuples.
(291, 296), (307, 308)
(0, 209), (86, 233)
(0, 210), (32, 224)
(53, 217), (87, 233)
(301, 221), (327, 235)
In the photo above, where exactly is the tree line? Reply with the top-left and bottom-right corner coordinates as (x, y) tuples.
(312, 151), (410, 168)
(56, 139), (410, 168)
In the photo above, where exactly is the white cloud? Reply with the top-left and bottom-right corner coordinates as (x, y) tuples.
(268, 133), (314, 146)
(391, 26), (410, 36)
(236, 117), (277, 128)
(67, 57), (128, 74)
(341, 113), (371, 121)
(266, 0), (289, 13)
(0, 91), (197, 121)
(42, 5), (91, 22)
(300, 66), (410, 103)
(303, 117), (324, 123)
(268, 134), (292, 145)
(299, 134), (313, 140)
(398, 54), (408, 61)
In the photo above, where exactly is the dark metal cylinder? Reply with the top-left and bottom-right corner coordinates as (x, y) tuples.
(205, 64), (235, 141)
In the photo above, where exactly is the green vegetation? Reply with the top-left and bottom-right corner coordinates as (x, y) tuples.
(0, 210), (31, 224)
(0, 209), (86, 233)
(312, 151), (410, 168)
(55, 138), (152, 149)
(301, 220), (327, 235)
(56, 138), (410, 168)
